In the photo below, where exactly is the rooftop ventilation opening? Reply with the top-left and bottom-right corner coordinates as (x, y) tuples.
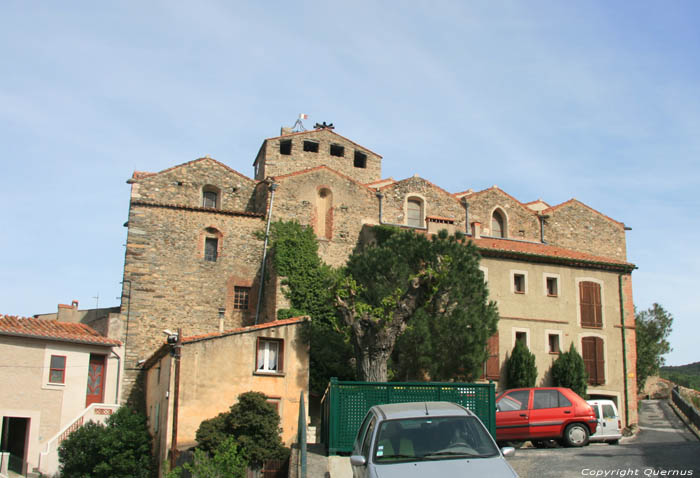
(279, 139), (292, 155)
(303, 140), (319, 153)
(354, 151), (367, 168)
(330, 144), (345, 157)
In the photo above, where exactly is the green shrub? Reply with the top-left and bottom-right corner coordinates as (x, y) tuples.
(58, 406), (153, 478)
(505, 340), (537, 388)
(551, 343), (588, 398)
(195, 391), (288, 469)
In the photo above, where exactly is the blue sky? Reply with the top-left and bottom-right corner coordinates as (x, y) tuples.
(1, 1), (698, 366)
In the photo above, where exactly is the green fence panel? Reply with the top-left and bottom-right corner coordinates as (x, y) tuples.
(320, 379), (496, 455)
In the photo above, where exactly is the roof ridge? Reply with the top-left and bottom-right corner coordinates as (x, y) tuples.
(130, 157), (255, 184)
(542, 199), (625, 227)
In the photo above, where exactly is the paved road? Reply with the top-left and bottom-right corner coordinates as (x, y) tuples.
(506, 400), (700, 478)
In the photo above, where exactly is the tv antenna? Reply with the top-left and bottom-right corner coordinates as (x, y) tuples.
(291, 113), (308, 132)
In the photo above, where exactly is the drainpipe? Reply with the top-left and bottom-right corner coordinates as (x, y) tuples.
(111, 350), (121, 403)
(170, 328), (182, 471)
(538, 214), (549, 243)
(255, 181), (278, 325)
(618, 274), (630, 426)
(461, 198), (469, 234)
(375, 191), (427, 230)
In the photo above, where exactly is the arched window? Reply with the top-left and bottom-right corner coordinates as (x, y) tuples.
(491, 209), (506, 238)
(407, 197), (423, 227)
(202, 185), (220, 209)
(316, 188), (333, 239)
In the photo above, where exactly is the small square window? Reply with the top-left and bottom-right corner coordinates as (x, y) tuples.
(354, 151), (367, 168)
(49, 355), (66, 384)
(515, 331), (527, 345)
(548, 334), (560, 354)
(514, 274), (526, 293)
(547, 277), (558, 297)
(205, 237), (218, 262)
(303, 140), (319, 153)
(233, 286), (250, 310)
(330, 144), (344, 157)
(256, 338), (283, 373)
(279, 139), (292, 155)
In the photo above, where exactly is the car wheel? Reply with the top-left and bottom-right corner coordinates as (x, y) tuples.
(563, 423), (589, 447)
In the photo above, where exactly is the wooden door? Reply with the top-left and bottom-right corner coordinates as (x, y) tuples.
(86, 354), (106, 406)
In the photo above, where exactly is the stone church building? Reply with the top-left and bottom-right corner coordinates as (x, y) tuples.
(119, 124), (638, 448)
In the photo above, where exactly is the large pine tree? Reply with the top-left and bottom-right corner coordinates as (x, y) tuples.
(336, 227), (499, 382)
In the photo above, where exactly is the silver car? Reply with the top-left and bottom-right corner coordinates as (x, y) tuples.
(350, 401), (518, 478)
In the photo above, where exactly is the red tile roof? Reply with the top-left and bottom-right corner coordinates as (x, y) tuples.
(182, 316), (309, 344)
(141, 316), (309, 370)
(471, 236), (635, 271)
(0, 315), (121, 346)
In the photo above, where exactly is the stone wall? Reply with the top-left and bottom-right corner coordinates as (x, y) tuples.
(255, 129), (381, 185)
(272, 167), (379, 267)
(378, 176), (467, 232)
(462, 187), (541, 241)
(121, 202), (267, 396)
(130, 158), (259, 213)
(545, 200), (627, 261)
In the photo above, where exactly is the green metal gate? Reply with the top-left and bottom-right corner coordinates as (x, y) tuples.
(320, 378), (496, 455)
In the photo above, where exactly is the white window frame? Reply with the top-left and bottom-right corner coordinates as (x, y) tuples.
(544, 329), (563, 354)
(543, 273), (561, 297)
(512, 327), (531, 350)
(510, 269), (528, 294)
(256, 339), (282, 373)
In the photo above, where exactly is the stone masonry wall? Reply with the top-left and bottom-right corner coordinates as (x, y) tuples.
(255, 129), (381, 185)
(464, 188), (541, 241)
(272, 168), (379, 267)
(121, 203), (266, 398)
(378, 177), (467, 232)
(131, 158), (260, 213)
(545, 200), (627, 261)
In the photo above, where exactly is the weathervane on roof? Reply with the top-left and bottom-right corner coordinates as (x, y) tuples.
(291, 113), (308, 132)
(314, 121), (334, 130)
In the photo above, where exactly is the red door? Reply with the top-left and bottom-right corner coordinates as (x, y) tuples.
(495, 389), (531, 442)
(86, 354), (106, 406)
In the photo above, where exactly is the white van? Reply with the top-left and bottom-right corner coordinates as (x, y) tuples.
(587, 399), (622, 444)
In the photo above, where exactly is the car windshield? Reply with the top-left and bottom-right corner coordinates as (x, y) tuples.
(373, 416), (499, 463)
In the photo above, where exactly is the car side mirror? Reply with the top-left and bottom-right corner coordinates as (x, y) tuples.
(501, 446), (516, 457)
(350, 455), (367, 466)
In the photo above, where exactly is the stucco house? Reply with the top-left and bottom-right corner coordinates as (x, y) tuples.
(0, 315), (122, 477)
(142, 316), (308, 470)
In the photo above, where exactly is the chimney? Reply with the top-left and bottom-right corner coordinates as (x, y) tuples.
(280, 127), (293, 136)
(470, 221), (482, 239)
(72, 300), (79, 310)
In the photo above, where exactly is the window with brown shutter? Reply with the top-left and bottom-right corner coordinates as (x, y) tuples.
(483, 331), (500, 380)
(579, 281), (602, 328)
(582, 336), (605, 385)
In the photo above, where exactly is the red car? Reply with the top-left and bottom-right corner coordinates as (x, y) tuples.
(495, 387), (598, 447)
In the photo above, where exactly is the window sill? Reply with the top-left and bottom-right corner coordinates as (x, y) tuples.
(581, 325), (603, 329)
(549, 351), (561, 355)
(254, 371), (286, 377)
(547, 294), (558, 298)
(514, 291), (525, 295)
